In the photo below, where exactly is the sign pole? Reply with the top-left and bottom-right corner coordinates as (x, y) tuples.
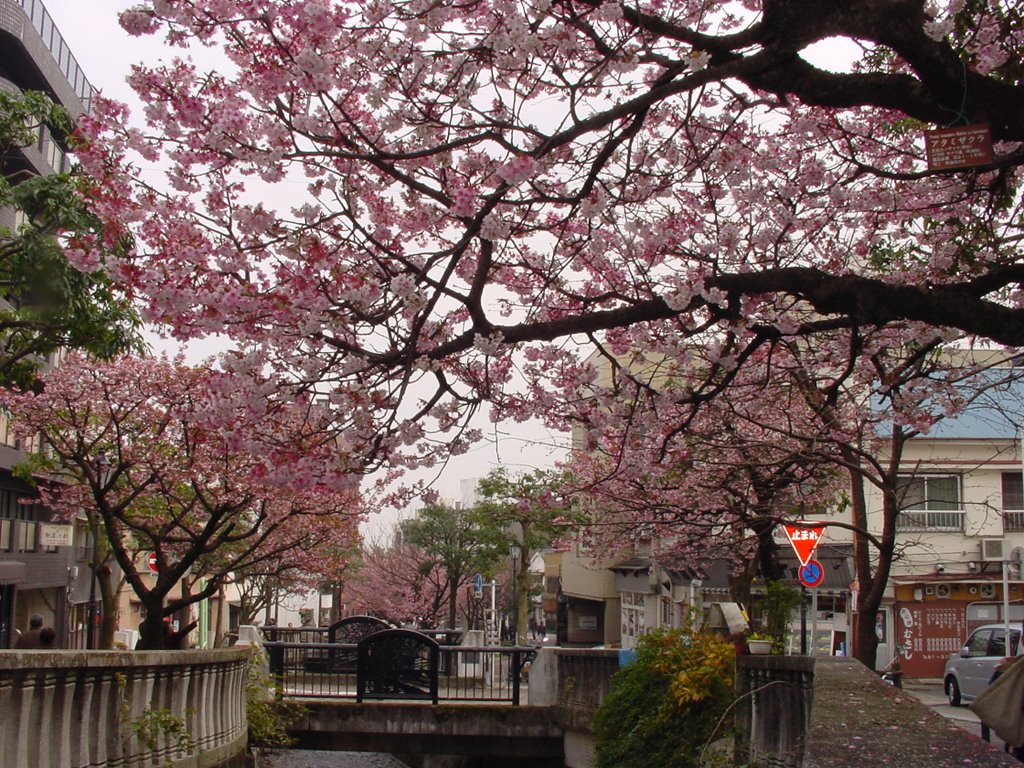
(811, 589), (819, 656)
(800, 584), (808, 655)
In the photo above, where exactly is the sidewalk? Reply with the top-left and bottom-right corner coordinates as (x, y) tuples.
(902, 678), (981, 723)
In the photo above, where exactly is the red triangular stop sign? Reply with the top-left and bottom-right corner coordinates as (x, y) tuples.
(783, 522), (825, 566)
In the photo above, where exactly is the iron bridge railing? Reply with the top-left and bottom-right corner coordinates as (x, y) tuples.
(264, 630), (536, 706)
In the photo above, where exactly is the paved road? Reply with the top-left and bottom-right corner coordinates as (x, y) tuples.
(902, 678), (1015, 753)
(903, 679), (981, 728)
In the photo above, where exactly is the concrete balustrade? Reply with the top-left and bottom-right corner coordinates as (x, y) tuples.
(0, 647), (251, 768)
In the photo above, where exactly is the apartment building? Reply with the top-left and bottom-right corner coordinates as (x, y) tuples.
(871, 384), (1024, 678)
(0, 0), (95, 647)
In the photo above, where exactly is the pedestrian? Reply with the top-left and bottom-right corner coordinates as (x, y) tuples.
(14, 614), (44, 649)
(39, 627), (56, 649)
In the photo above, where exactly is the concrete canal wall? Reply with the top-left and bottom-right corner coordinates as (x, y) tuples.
(0, 647), (250, 768)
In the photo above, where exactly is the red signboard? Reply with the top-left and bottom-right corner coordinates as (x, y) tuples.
(924, 124), (994, 171)
(148, 552), (159, 573)
(783, 522), (825, 566)
(894, 602), (967, 679)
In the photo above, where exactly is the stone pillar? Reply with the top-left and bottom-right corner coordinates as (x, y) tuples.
(734, 655), (815, 768)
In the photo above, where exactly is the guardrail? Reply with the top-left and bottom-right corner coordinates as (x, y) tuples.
(266, 638), (535, 705)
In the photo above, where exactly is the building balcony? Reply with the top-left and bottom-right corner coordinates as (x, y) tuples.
(895, 509), (965, 532)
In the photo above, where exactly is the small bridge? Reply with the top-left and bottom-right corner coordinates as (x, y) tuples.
(263, 618), (559, 765)
(264, 617), (536, 706)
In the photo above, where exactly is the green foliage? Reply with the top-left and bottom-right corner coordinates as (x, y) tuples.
(0, 90), (143, 387)
(757, 580), (803, 653)
(246, 648), (307, 750)
(593, 627), (736, 768)
(115, 672), (195, 759)
(128, 707), (196, 753)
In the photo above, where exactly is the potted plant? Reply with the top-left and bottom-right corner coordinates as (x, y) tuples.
(746, 632), (773, 655)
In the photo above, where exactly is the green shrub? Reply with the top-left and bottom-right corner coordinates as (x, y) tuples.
(245, 648), (307, 750)
(593, 627), (735, 768)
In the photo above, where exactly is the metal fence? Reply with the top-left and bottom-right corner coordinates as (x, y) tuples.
(265, 637), (534, 705)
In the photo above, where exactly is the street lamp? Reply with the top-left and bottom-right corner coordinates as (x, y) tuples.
(509, 544), (522, 645)
(85, 452), (110, 650)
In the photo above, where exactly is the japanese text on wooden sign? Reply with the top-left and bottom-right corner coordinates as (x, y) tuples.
(924, 124), (994, 171)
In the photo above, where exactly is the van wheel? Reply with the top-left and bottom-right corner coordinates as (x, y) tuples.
(946, 677), (962, 707)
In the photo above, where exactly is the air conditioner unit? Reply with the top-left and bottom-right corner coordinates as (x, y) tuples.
(981, 584), (997, 599)
(936, 584), (952, 598)
(982, 539), (1007, 562)
(924, 586), (935, 596)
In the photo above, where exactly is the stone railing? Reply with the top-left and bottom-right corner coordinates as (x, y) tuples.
(734, 655), (815, 768)
(0, 647), (250, 768)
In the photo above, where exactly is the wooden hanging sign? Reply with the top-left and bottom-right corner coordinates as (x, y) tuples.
(924, 124), (994, 171)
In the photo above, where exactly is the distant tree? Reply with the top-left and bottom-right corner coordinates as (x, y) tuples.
(1, 354), (364, 649)
(0, 90), (141, 386)
(476, 468), (578, 643)
(344, 536), (451, 627)
(402, 503), (507, 629)
(230, 517), (361, 627)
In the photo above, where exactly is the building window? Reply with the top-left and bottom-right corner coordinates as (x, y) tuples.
(0, 410), (17, 448)
(1003, 473), (1024, 532)
(16, 520), (36, 552)
(0, 518), (11, 552)
(896, 474), (964, 530)
(76, 520), (93, 563)
(620, 591), (646, 651)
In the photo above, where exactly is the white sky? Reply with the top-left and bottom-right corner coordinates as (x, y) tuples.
(40, 0), (569, 533)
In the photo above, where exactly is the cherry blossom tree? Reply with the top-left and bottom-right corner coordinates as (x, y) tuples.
(561, 332), (1024, 667)
(561, 342), (848, 605)
(66, 0), (1024, 486)
(223, 513), (360, 627)
(0, 354), (364, 649)
(344, 536), (452, 627)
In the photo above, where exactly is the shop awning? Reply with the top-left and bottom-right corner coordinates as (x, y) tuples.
(0, 561), (26, 584)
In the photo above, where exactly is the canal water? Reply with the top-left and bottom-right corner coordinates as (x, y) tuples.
(258, 751), (407, 767)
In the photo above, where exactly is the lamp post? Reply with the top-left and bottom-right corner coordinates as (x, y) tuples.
(509, 544), (522, 645)
(85, 452), (110, 650)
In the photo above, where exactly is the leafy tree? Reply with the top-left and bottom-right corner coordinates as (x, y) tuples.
(476, 467), (578, 643)
(401, 503), (507, 629)
(0, 90), (141, 386)
(0, 354), (364, 648)
(593, 627), (735, 768)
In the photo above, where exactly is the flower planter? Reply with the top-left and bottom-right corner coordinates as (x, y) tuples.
(747, 639), (773, 655)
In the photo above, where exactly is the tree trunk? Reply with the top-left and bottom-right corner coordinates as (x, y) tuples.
(137, 604), (169, 650)
(447, 572), (460, 629)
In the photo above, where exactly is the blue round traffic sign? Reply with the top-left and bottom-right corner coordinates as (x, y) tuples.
(798, 559), (825, 588)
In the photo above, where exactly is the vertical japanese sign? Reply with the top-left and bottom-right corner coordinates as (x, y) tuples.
(895, 603), (966, 678)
